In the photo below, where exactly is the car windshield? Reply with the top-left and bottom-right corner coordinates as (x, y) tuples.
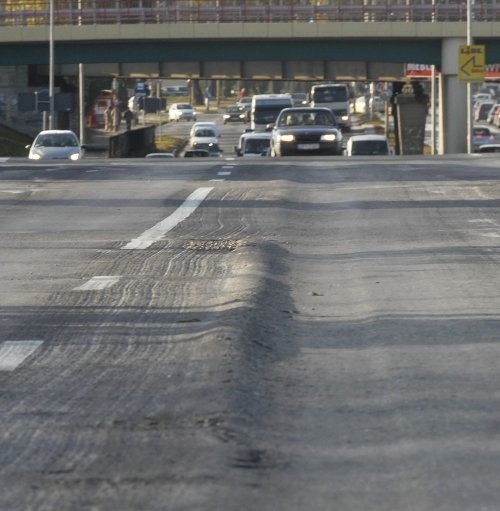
(474, 128), (490, 136)
(245, 138), (270, 153)
(194, 129), (216, 137)
(177, 104), (192, 110)
(278, 110), (335, 127)
(35, 133), (78, 147)
(351, 140), (389, 155)
(194, 142), (219, 151)
(312, 88), (348, 102)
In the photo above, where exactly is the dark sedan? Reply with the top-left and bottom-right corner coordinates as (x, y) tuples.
(471, 127), (495, 152)
(270, 107), (343, 157)
(223, 106), (247, 124)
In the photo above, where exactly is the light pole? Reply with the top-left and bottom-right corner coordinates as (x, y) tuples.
(466, 0), (473, 154)
(78, 0), (85, 143)
(49, 0), (55, 129)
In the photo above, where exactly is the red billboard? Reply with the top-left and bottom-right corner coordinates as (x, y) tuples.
(405, 63), (500, 79)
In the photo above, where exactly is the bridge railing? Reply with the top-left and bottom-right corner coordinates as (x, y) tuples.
(1, 1), (499, 26)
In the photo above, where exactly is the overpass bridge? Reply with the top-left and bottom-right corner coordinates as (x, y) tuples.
(1, 1), (500, 153)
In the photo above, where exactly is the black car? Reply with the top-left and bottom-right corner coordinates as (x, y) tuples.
(270, 107), (343, 157)
(185, 142), (222, 157)
(183, 149), (210, 157)
(223, 105), (247, 124)
(471, 127), (495, 152)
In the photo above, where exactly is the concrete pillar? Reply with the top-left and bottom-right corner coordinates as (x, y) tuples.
(439, 37), (467, 154)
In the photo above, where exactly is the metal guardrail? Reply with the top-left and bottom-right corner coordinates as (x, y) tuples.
(1, 2), (500, 26)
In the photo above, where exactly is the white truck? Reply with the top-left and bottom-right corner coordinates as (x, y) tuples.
(250, 93), (293, 131)
(309, 83), (351, 131)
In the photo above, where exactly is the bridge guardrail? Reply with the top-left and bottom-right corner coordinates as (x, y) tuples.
(1, 2), (499, 27)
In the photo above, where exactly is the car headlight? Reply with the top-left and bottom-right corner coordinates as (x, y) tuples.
(341, 115), (349, 121)
(70, 153), (81, 161)
(321, 133), (338, 142)
(279, 134), (295, 142)
(30, 153), (41, 160)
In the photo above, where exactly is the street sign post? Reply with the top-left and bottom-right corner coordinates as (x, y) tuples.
(458, 44), (485, 82)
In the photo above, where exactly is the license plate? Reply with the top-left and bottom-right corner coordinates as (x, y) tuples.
(297, 143), (319, 150)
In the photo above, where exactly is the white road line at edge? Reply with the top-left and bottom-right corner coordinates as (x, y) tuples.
(0, 157), (9, 163)
(0, 341), (44, 372)
(122, 187), (214, 250)
(73, 276), (121, 291)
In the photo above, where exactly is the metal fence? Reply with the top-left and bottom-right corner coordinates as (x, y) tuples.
(1, 1), (500, 25)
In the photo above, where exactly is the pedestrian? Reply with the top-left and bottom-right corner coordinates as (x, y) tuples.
(104, 104), (113, 131)
(123, 106), (134, 131)
(112, 105), (121, 132)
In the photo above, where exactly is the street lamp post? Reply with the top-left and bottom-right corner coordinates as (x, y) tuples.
(78, 0), (85, 143)
(49, 0), (55, 129)
(466, 0), (473, 154)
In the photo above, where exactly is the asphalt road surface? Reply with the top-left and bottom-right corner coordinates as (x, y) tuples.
(1, 153), (500, 510)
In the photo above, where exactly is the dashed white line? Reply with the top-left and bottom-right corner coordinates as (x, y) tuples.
(122, 187), (214, 250)
(73, 276), (121, 291)
(217, 171), (232, 176)
(480, 233), (500, 238)
(0, 340), (44, 372)
(0, 157), (10, 163)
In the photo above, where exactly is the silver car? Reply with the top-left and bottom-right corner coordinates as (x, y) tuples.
(168, 103), (197, 122)
(27, 130), (84, 160)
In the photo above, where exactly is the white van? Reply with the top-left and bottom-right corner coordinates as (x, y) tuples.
(310, 83), (351, 131)
(345, 135), (391, 156)
(234, 132), (271, 157)
(250, 94), (293, 131)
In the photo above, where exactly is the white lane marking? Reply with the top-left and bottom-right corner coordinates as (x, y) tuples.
(210, 179), (225, 182)
(0, 158), (10, 163)
(481, 233), (500, 238)
(222, 165), (234, 169)
(86, 169), (102, 173)
(469, 218), (496, 225)
(0, 341), (44, 372)
(0, 190), (24, 194)
(122, 187), (214, 250)
(217, 171), (232, 176)
(73, 276), (121, 291)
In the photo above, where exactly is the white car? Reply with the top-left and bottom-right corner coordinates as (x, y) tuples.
(26, 130), (84, 160)
(168, 103), (196, 122)
(189, 121), (219, 139)
(235, 132), (271, 157)
(345, 134), (391, 156)
(369, 95), (387, 112)
(189, 125), (218, 149)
